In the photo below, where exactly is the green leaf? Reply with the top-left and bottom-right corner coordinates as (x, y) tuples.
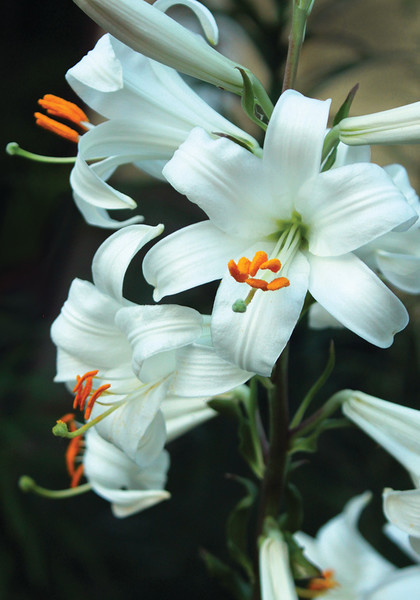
(290, 418), (351, 454)
(333, 83), (359, 126)
(237, 68), (267, 131)
(200, 549), (252, 600)
(278, 483), (303, 533)
(226, 476), (258, 581)
(209, 380), (265, 479)
(290, 341), (335, 428)
(284, 533), (321, 580)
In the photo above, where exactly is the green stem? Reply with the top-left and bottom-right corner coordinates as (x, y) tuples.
(6, 142), (76, 164)
(19, 476), (91, 499)
(290, 389), (348, 440)
(253, 348), (290, 599)
(321, 126), (340, 163)
(282, 0), (314, 92)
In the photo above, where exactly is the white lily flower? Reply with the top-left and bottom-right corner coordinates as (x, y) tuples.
(259, 528), (298, 600)
(143, 89), (416, 375)
(295, 492), (420, 599)
(83, 426), (170, 518)
(338, 101), (420, 145)
(343, 391), (420, 549)
(51, 224), (252, 465)
(65, 33), (258, 228)
(72, 0), (245, 93)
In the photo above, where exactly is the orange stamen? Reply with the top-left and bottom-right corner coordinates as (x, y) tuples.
(245, 278), (268, 290)
(260, 258), (281, 273)
(65, 436), (83, 478)
(249, 251), (268, 277)
(308, 570), (338, 591)
(84, 384), (111, 420)
(228, 259), (249, 283)
(38, 94), (89, 129)
(34, 112), (80, 143)
(237, 257), (251, 276)
(70, 464), (84, 488)
(73, 370), (99, 394)
(266, 277), (290, 291)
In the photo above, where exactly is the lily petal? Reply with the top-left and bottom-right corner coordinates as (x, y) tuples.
(367, 566), (420, 599)
(300, 163), (416, 256)
(383, 489), (420, 538)
(308, 253), (408, 347)
(375, 250), (420, 294)
(163, 127), (274, 235)
(162, 396), (215, 442)
(115, 304), (203, 372)
(143, 220), (246, 301)
(343, 391), (420, 478)
(91, 383), (168, 468)
(259, 529), (298, 600)
(263, 90), (331, 212)
(73, 191), (144, 229)
(172, 343), (252, 396)
(211, 250), (309, 376)
(92, 224), (164, 301)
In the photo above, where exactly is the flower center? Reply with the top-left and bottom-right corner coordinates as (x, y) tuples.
(308, 570), (339, 593)
(228, 250), (290, 291)
(34, 94), (90, 143)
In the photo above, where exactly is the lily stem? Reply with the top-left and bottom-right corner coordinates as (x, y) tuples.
(253, 347), (290, 599)
(282, 0), (314, 93)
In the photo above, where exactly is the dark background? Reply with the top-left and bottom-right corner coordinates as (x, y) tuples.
(1, 0), (420, 598)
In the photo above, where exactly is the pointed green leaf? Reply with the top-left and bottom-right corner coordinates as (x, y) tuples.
(200, 549), (252, 600)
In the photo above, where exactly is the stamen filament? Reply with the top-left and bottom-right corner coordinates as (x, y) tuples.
(19, 475), (91, 499)
(6, 142), (77, 163)
(53, 399), (126, 439)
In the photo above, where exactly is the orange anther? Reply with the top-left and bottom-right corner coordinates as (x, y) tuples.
(38, 94), (89, 128)
(73, 370), (99, 394)
(266, 277), (290, 291)
(228, 259), (249, 283)
(84, 384), (111, 420)
(34, 113), (80, 143)
(249, 251), (268, 277)
(308, 570), (338, 591)
(237, 257), (251, 276)
(260, 258), (281, 273)
(245, 278), (268, 291)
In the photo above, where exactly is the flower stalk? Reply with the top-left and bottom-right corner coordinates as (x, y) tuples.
(282, 0), (315, 92)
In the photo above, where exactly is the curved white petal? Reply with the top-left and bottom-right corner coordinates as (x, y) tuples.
(92, 224), (164, 301)
(383, 489), (420, 538)
(73, 0), (244, 93)
(259, 530), (298, 600)
(384, 523), (420, 562)
(384, 164), (419, 210)
(84, 428), (170, 516)
(367, 566), (420, 600)
(211, 250), (309, 376)
(153, 0), (219, 45)
(50, 278), (131, 372)
(172, 343), (252, 396)
(308, 253), (408, 347)
(66, 34), (124, 95)
(91, 383), (168, 468)
(299, 163), (416, 256)
(298, 493), (394, 592)
(115, 304), (203, 373)
(343, 392), (420, 479)
(375, 250), (420, 294)
(333, 141), (371, 168)
(161, 396), (215, 442)
(143, 220), (246, 301)
(263, 90), (331, 212)
(73, 191), (144, 229)
(163, 128), (274, 235)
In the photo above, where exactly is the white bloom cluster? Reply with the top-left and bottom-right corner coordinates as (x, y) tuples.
(19, 1), (418, 597)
